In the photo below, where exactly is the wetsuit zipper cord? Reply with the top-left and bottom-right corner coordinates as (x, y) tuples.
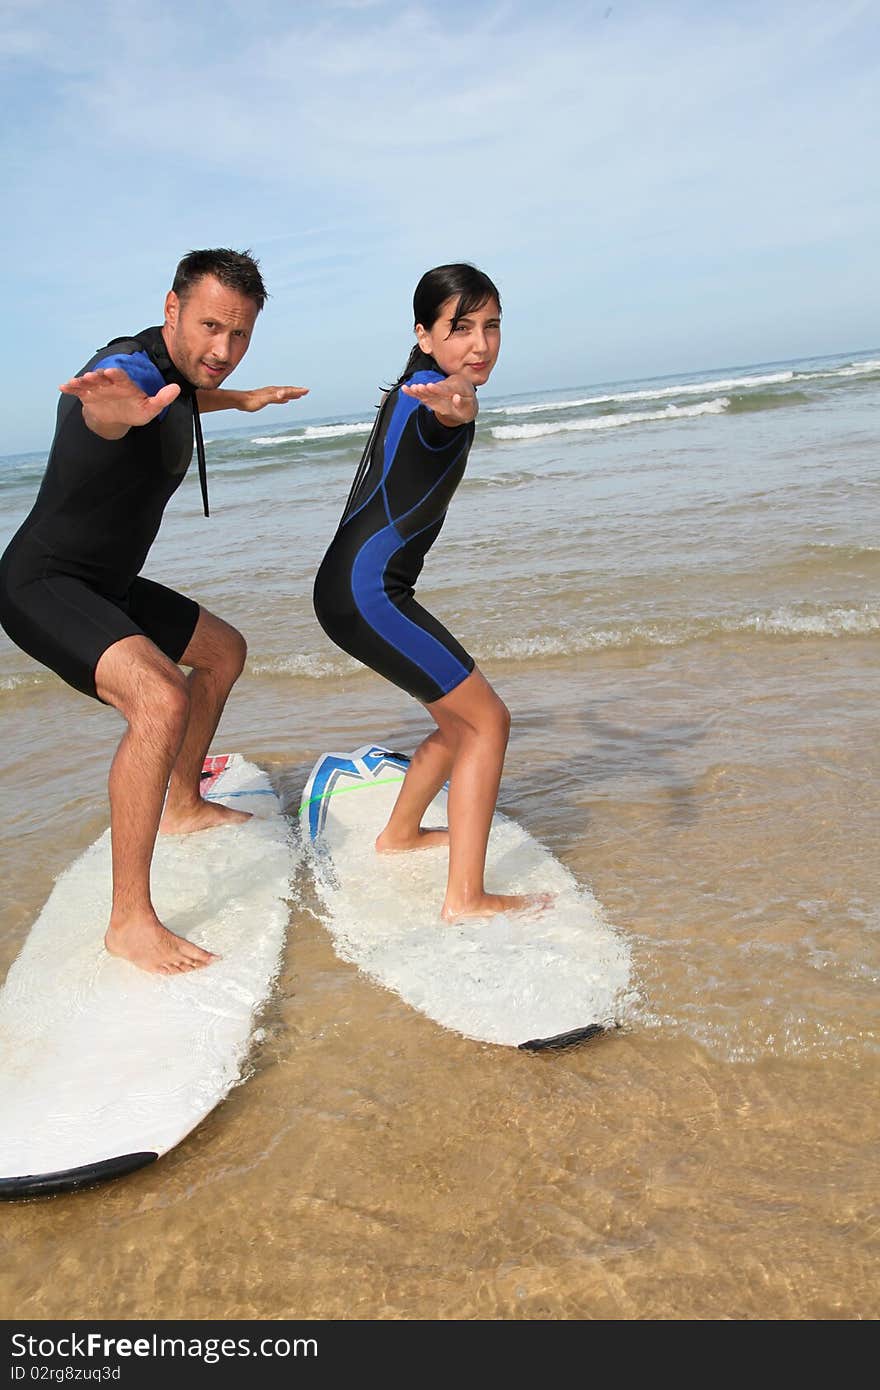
(191, 396), (209, 517)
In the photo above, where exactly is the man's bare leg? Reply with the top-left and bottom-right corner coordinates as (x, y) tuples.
(375, 728), (453, 852)
(95, 635), (216, 973)
(430, 669), (554, 922)
(159, 607), (250, 834)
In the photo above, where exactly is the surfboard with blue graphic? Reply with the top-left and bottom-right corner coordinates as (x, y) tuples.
(300, 744), (633, 1050)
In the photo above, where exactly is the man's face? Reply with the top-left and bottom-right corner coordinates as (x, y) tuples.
(162, 275), (259, 389)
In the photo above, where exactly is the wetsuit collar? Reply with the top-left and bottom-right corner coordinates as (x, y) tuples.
(403, 349), (441, 381)
(136, 325), (192, 392)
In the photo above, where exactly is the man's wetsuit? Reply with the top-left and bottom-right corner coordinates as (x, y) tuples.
(313, 363), (476, 705)
(0, 327), (202, 700)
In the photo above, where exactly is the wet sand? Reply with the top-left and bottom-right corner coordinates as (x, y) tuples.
(2, 637), (877, 1320)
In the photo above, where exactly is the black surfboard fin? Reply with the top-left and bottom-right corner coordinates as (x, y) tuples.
(0, 1151), (158, 1200)
(518, 1022), (608, 1052)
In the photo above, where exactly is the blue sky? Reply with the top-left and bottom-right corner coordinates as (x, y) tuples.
(2, 0), (878, 451)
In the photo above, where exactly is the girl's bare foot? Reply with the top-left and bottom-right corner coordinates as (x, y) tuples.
(440, 891), (554, 923)
(375, 826), (449, 853)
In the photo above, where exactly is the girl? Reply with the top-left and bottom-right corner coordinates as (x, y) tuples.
(314, 263), (548, 922)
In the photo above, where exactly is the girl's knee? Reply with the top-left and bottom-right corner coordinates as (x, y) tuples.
(434, 670), (511, 743)
(490, 695), (511, 744)
(461, 692), (510, 745)
(475, 685), (510, 736)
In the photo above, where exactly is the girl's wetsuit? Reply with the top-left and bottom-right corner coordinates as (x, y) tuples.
(313, 364), (476, 704)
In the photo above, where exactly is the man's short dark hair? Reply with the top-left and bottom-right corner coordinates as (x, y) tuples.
(172, 248), (268, 311)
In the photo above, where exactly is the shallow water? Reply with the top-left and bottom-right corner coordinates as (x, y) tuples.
(1, 351), (877, 1319)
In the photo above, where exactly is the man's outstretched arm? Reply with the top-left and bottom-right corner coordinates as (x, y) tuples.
(60, 368), (180, 440)
(196, 385), (309, 414)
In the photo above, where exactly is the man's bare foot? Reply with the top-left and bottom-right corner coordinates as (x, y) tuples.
(375, 826), (449, 853)
(159, 799), (251, 835)
(105, 913), (217, 974)
(440, 891), (555, 923)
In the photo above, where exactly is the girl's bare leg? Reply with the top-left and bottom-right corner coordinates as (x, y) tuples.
(429, 668), (552, 921)
(375, 728), (453, 852)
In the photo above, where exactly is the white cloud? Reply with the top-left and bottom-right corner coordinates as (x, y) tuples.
(21, 1), (872, 259)
(2, 0), (879, 447)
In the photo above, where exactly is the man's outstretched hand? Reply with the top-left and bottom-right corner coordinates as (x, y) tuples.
(60, 368), (180, 440)
(196, 385), (310, 414)
(237, 385), (309, 412)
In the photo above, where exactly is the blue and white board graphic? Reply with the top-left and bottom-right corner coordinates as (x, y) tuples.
(0, 754), (295, 1199)
(300, 744), (633, 1050)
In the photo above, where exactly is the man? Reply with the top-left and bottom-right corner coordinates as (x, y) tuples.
(0, 249), (307, 976)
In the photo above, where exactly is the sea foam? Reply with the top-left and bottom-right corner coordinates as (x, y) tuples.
(491, 398), (729, 440)
(489, 372), (793, 416)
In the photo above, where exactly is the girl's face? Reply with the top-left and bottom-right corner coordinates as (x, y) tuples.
(415, 295), (501, 387)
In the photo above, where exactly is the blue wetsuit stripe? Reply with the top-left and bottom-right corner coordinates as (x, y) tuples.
(380, 375), (441, 481)
(91, 351), (170, 419)
(351, 527), (470, 695)
(312, 367), (475, 704)
(92, 351), (166, 395)
(390, 441), (470, 532)
(382, 391), (421, 480)
(345, 386), (426, 527)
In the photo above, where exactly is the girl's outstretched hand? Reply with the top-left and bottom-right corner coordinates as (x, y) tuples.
(402, 374), (477, 427)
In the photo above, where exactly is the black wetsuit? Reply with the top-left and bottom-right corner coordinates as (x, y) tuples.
(0, 327), (202, 699)
(313, 363), (476, 704)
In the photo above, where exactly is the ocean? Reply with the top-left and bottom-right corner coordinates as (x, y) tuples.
(1, 348), (877, 1319)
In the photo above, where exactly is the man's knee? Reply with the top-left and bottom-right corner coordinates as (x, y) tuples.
(225, 625), (247, 681)
(208, 623), (247, 686)
(185, 614), (247, 685)
(101, 653), (190, 734)
(131, 663), (190, 733)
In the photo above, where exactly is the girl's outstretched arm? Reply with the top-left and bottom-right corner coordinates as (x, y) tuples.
(401, 373), (477, 427)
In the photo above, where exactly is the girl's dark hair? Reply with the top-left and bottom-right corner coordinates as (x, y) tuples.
(398, 263), (501, 381)
(172, 248), (267, 311)
(343, 265), (500, 521)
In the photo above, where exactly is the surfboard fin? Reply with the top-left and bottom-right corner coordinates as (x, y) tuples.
(0, 1151), (158, 1200)
(518, 1023), (608, 1052)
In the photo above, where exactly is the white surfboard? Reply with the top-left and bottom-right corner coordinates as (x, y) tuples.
(0, 754), (294, 1199)
(300, 744), (633, 1049)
